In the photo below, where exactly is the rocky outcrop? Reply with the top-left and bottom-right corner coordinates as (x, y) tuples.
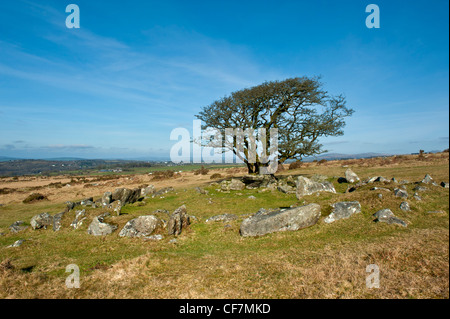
(240, 204), (321, 237)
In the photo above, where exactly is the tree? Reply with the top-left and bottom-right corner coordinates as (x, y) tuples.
(195, 76), (354, 174)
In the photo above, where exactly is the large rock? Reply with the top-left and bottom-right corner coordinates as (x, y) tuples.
(119, 215), (162, 238)
(167, 205), (190, 236)
(345, 169), (360, 183)
(87, 214), (117, 236)
(324, 201), (361, 224)
(373, 209), (407, 227)
(206, 214), (238, 223)
(30, 212), (53, 230)
(295, 176), (336, 199)
(240, 204), (321, 237)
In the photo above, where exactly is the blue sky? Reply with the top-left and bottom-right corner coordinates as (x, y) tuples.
(0, 0), (448, 160)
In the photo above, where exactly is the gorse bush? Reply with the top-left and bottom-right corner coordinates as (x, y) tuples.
(210, 173), (222, 179)
(194, 166), (209, 175)
(151, 170), (176, 180)
(288, 161), (303, 170)
(23, 193), (48, 204)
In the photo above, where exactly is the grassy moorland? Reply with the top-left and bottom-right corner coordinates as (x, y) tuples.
(0, 153), (448, 299)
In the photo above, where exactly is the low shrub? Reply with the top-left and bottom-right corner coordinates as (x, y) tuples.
(22, 193), (48, 204)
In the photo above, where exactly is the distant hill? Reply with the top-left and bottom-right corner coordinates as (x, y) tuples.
(0, 156), (22, 162)
(303, 152), (391, 162)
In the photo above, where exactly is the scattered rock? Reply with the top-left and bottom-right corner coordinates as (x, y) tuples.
(324, 201), (361, 224)
(52, 212), (65, 231)
(206, 214), (238, 223)
(373, 209), (407, 227)
(152, 187), (174, 198)
(413, 185), (428, 192)
(169, 238), (178, 244)
(365, 177), (378, 184)
(87, 215), (118, 236)
(413, 193), (422, 201)
(240, 204), (321, 237)
(9, 221), (28, 233)
(167, 205), (190, 236)
(421, 174), (437, 185)
(119, 215), (162, 238)
(221, 179), (246, 191)
(440, 182), (449, 189)
(295, 176), (336, 199)
(277, 184), (295, 194)
(141, 185), (155, 196)
(109, 200), (122, 216)
(65, 201), (76, 211)
(195, 187), (208, 195)
(375, 176), (389, 183)
(30, 212), (53, 230)
(371, 187), (391, 191)
(378, 194), (383, 199)
(394, 188), (408, 198)
(345, 169), (360, 183)
(7, 239), (25, 248)
(80, 197), (94, 206)
(102, 192), (112, 206)
(70, 209), (86, 229)
(399, 202), (411, 212)
(143, 234), (164, 241)
(427, 210), (446, 214)
(248, 195), (256, 200)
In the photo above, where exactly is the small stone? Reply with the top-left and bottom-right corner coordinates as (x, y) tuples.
(7, 239), (25, 248)
(394, 188), (408, 198)
(427, 210), (446, 214)
(399, 202), (411, 211)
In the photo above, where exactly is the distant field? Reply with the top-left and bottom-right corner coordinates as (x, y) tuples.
(0, 153), (448, 298)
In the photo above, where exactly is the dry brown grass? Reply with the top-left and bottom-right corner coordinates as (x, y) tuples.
(0, 228), (447, 299)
